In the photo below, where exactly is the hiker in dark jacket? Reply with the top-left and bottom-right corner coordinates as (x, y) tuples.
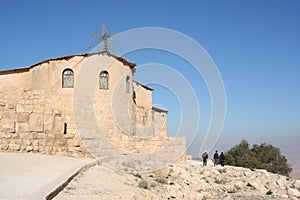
(219, 152), (225, 167)
(202, 151), (209, 166)
(213, 150), (219, 166)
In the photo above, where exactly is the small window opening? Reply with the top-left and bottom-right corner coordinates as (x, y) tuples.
(126, 76), (130, 93)
(64, 123), (67, 135)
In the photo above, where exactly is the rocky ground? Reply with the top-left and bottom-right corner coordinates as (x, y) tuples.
(54, 160), (300, 200)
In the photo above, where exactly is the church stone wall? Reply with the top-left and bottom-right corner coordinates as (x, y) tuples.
(0, 53), (186, 162)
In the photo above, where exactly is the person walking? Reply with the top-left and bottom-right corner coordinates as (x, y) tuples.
(213, 150), (219, 166)
(220, 152), (225, 167)
(202, 151), (209, 166)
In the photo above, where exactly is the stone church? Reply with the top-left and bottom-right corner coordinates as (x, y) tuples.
(0, 50), (186, 163)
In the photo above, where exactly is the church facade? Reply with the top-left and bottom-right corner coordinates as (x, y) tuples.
(0, 52), (186, 162)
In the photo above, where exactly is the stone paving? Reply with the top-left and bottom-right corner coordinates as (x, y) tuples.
(0, 152), (95, 200)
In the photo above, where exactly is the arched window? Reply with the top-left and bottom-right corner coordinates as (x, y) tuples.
(62, 69), (74, 88)
(100, 71), (109, 90)
(126, 76), (130, 93)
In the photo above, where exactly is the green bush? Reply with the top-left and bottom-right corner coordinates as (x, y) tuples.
(225, 140), (292, 176)
(138, 180), (149, 189)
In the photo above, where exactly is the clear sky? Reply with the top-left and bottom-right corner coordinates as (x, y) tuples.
(0, 1), (299, 171)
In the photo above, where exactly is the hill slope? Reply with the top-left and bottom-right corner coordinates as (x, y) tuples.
(54, 160), (300, 200)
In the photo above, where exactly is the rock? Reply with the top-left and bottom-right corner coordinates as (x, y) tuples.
(276, 178), (287, 190)
(288, 188), (300, 198)
(294, 180), (300, 189)
(0, 144), (9, 150)
(247, 179), (268, 194)
(9, 144), (20, 151)
(26, 146), (33, 152)
(152, 167), (170, 178)
(33, 146), (39, 151)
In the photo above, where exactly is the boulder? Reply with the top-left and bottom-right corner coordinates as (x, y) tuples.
(288, 188), (300, 198)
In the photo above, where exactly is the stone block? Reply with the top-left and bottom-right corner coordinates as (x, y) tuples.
(33, 146), (39, 151)
(44, 106), (53, 115)
(17, 113), (29, 122)
(15, 139), (22, 145)
(39, 146), (44, 152)
(32, 132), (45, 139)
(45, 146), (52, 152)
(1, 121), (15, 133)
(19, 132), (31, 139)
(38, 133), (45, 139)
(44, 115), (54, 131)
(26, 146), (33, 152)
(54, 115), (63, 133)
(29, 113), (44, 132)
(55, 139), (65, 146)
(33, 140), (39, 146)
(16, 104), (25, 113)
(17, 123), (29, 133)
(0, 144), (8, 150)
(9, 144), (20, 151)
(24, 105), (33, 113)
(38, 139), (46, 146)
(2, 111), (16, 121)
(52, 147), (58, 152)
(7, 103), (15, 110)
(0, 101), (5, 106)
(23, 140), (32, 146)
(1, 138), (8, 144)
(47, 133), (55, 139)
(33, 104), (45, 113)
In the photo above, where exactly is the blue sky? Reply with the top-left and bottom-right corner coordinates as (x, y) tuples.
(0, 1), (299, 169)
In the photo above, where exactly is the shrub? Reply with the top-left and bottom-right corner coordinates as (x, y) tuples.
(155, 177), (167, 184)
(266, 190), (273, 195)
(138, 180), (149, 189)
(132, 173), (142, 179)
(225, 140), (292, 176)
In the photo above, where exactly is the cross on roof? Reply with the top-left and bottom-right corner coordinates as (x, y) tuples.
(92, 24), (114, 52)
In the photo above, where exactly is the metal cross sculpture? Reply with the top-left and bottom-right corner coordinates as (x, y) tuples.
(92, 24), (114, 52)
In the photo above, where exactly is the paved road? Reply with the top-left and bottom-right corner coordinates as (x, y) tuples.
(0, 152), (95, 200)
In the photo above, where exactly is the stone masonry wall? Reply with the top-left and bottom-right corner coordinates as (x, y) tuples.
(0, 89), (91, 157)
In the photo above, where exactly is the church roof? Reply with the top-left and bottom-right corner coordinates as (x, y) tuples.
(152, 106), (169, 114)
(134, 81), (154, 91)
(0, 52), (136, 75)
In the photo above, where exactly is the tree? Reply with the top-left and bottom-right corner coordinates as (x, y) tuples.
(225, 140), (292, 176)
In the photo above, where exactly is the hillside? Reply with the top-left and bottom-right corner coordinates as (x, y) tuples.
(54, 160), (300, 200)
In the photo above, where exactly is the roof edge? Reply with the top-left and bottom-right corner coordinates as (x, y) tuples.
(134, 81), (154, 91)
(152, 106), (169, 114)
(0, 51), (136, 75)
